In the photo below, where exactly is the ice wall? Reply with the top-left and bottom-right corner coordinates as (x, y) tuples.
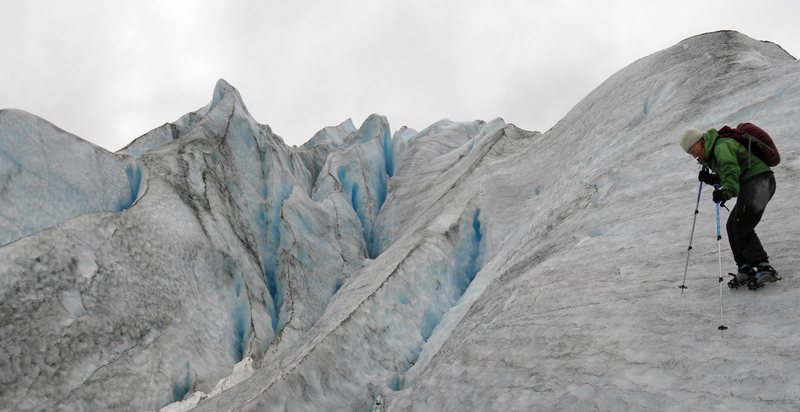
(0, 80), (365, 410)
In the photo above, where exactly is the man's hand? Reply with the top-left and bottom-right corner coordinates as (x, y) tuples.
(712, 187), (729, 205)
(698, 169), (720, 185)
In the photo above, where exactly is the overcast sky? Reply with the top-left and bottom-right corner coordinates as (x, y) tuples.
(2, 1), (799, 151)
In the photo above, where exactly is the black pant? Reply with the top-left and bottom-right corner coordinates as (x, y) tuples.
(727, 172), (776, 267)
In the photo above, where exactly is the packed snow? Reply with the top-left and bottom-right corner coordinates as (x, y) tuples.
(1, 31), (799, 411)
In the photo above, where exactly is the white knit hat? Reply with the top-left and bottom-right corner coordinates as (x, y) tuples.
(679, 128), (703, 153)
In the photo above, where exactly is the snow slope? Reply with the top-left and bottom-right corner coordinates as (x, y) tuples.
(1, 31), (799, 411)
(0, 110), (141, 247)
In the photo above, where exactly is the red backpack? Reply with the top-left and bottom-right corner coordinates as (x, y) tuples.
(717, 122), (780, 167)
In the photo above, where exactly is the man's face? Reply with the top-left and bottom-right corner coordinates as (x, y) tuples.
(688, 140), (704, 163)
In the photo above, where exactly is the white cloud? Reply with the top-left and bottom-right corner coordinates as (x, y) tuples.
(1, 0), (798, 151)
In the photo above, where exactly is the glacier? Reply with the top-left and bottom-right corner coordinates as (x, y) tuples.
(1, 30), (800, 411)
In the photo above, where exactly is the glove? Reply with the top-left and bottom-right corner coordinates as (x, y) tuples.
(712, 187), (729, 205)
(698, 169), (720, 186)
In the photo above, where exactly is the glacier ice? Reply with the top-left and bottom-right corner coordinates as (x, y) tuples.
(2, 31), (800, 411)
(0, 109), (142, 246)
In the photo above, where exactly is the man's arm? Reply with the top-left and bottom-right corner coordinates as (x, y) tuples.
(713, 139), (742, 198)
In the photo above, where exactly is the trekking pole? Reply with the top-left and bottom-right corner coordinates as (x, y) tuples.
(715, 186), (728, 334)
(679, 180), (704, 293)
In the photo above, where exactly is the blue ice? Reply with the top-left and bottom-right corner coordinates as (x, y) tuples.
(118, 163), (142, 211)
(171, 361), (192, 402)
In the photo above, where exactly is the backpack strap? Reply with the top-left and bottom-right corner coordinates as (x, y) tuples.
(718, 125), (754, 168)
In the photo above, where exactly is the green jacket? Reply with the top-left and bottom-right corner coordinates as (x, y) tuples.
(702, 128), (772, 198)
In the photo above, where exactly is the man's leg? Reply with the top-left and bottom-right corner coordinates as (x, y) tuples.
(726, 173), (776, 266)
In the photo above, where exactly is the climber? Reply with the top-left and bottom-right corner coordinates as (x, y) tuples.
(679, 127), (779, 289)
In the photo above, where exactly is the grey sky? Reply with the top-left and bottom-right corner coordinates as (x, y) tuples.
(2, 0), (799, 151)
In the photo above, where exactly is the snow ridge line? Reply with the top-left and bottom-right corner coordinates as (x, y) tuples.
(406, 124), (508, 232)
